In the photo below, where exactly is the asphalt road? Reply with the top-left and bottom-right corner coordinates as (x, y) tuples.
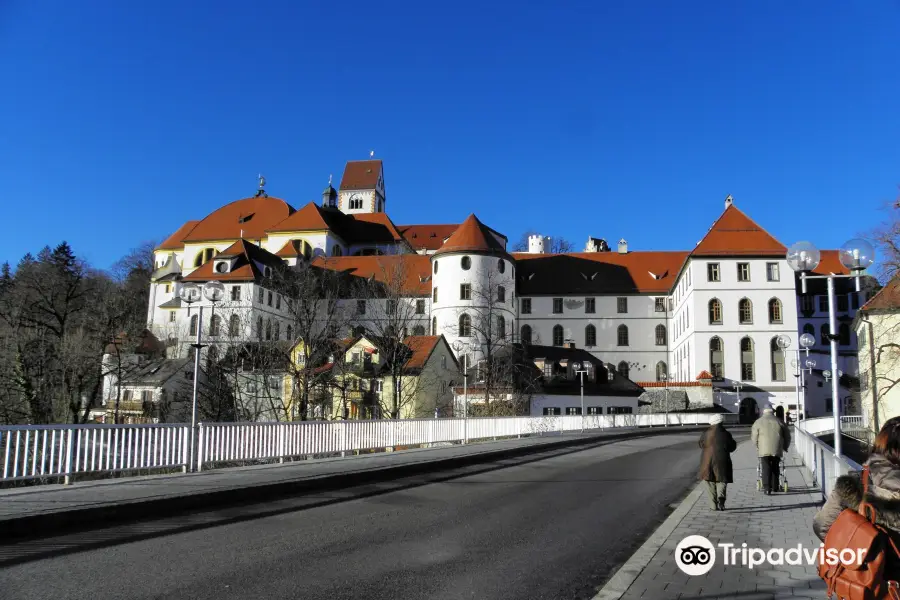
(0, 430), (750, 600)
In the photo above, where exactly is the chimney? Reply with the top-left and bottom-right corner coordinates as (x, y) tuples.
(617, 238), (628, 254)
(724, 194), (733, 209)
(528, 234), (547, 254)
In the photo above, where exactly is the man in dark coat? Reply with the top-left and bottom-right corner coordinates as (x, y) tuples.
(699, 413), (738, 511)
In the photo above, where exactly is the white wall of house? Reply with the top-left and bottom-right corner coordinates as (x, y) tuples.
(529, 394), (639, 416)
(857, 312), (900, 430)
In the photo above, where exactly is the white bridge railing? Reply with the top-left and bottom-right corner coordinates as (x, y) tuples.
(2, 412), (737, 484)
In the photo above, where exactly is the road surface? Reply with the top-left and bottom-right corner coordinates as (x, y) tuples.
(0, 429), (749, 600)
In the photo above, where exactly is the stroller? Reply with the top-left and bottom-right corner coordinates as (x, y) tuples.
(756, 457), (788, 492)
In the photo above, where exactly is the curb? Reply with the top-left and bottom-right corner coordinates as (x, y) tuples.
(2, 426), (705, 542)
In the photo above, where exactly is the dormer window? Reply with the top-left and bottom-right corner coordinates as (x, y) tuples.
(214, 260), (231, 274)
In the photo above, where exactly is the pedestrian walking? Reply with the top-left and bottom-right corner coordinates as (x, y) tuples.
(698, 413), (737, 511)
(751, 407), (791, 495)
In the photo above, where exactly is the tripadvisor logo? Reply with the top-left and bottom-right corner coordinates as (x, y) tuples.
(675, 535), (868, 575)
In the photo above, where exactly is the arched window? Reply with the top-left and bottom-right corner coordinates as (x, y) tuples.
(655, 324), (666, 346)
(497, 315), (506, 340)
(708, 298), (723, 324)
(553, 325), (564, 346)
(770, 337), (785, 381)
(286, 325), (293, 341)
(461, 256), (471, 270)
(257, 317), (263, 340)
(459, 313), (471, 337)
(265, 318), (272, 341)
(585, 324), (597, 346)
(274, 321), (280, 340)
(709, 337), (723, 379)
(193, 247), (216, 267)
(413, 325), (425, 336)
(497, 286), (506, 303)
(189, 315), (198, 336)
(229, 314), (240, 337)
(618, 361), (630, 380)
(739, 298), (753, 324)
(803, 323), (815, 337)
(768, 298), (783, 324)
(209, 314), (221, 336)
(821, 323), (830, 345)
(740, 337), (755, 381)
(839, 323), (851, 346)
(617, 324), (629, 346)
(656, 361), (668, 382)
(432, 317), (437, 335)
(206, 345), (219, 372)
(521, 324), (532, 345)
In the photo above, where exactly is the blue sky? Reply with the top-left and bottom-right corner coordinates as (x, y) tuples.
(1, 1), (898, 269)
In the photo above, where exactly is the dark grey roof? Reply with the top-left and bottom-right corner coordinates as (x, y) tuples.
(121, 358), (191, 387)
(158, 297), (182, 309)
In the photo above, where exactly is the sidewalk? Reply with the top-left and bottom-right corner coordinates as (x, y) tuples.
(0, 426), (697, 540)
(595, 440), (828, 600)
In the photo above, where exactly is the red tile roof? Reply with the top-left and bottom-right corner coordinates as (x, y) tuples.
(513, 251), (689, 294)
(401, 336), (441, 373)
(181, 196), (294, 244)
(352, 213), (405, 242)
(312, 254), (433, 295)
(397, 224), (459, 251)
(268, 202), (332, 232)
(812, 250), (851, 276)
(696, 370), (713, 380)
(157, 221), (200, 250)
(860, 275), (900, 312)
(269, 202), (404, 245)
(691, 204), (786, 257)
(339, 160), (382, 191)
(275, 239), (307, 258)
(433, 214), (510, 257)
(183, 239), (284, 282)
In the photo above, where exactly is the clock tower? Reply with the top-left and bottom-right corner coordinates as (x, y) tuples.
(338, 159), (385, 215)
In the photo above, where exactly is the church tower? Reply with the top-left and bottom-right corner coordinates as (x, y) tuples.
(338, 159), (385, 215)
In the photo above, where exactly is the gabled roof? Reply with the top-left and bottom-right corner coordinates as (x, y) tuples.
(311, 254), (433, 296)
(691, 204), (786, 257)
(400, 335), (442, 373)
(696, 370), (714, 380)
(275, 239), (308, 258)
(268, 202), (334, 233)
(397, 224), (459, 251)
(860, 275), (900, 312)
(157, 221), (200, 250)
(268, 202), (404, 245)
(513, 251), (688, 294)
(339, 159), (382, 191)
(433, 214), (510, 258)
(183, 239), (285, 282)
(181, 196), (295, 244)
(120, 358), (192, 387)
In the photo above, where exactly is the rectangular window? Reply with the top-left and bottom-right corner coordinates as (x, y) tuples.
(497, 286), (506, 303)
(766, 262), (780, 282)
(164, 284), (171, 294)
(521, 298), (531, 314)
(433, 287), (438, 303)
(566, 407), (582, 415)
(542, 407), (561, 416)
(230, 286), (241, 301)
(819, 296), (828, 312)
(416, 299), (425, 314)
(460, 284), (471, 300)
(169, 311), (176, 323)
(386, 299), (398, 314)
(276, 295), (281, 310)
(837, 295), (848, 312)
(267, 291), (273, 306)
(851, 293), (860, 310)
(357, 300), (366, 315)
(800, 295), (814, 315)
(587, 407), (603, 415)
(617, 297), (627, 314)
(553, 298), (563, 314)
(655, 298), (666, 312)
(585, 298), (596, 314)
(707, 263), (720, 282)
(737, 263), (750, 282)
(257, 288), (264, 303)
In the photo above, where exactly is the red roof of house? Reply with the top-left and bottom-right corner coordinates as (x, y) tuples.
(397, 224), (459, 251)
(860, 275), (900, 311)
(434, 214), (510, 257)
(181, 196), (294, 244)
(691, 204), (786, 257)
(696, 370), (713, 380)
(268, 202), (332, 232)
(812, 250), (851, 276)
(157, 221), (200, 250)
(401, 336), (441, 372)
(339, 160), (382, 191)
(312, 254), (433, 296)
(513, 251), (689, 294)
(268, 202), (404, 245)
(183, 239), (284, 282)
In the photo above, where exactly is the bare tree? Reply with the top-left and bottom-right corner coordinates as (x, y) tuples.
(867, 190), (900, 282)
(512, 231), (574, 254)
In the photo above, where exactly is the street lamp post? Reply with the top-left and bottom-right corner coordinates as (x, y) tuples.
(734, 382), (744, 419)
(573, 361), (588, 432)
(789, 332), (816, 421)
(787, 239), (875, 460)
(452, 340), (472, 444)
(661, 373), (669, 427)
(179, 280), (224, 473)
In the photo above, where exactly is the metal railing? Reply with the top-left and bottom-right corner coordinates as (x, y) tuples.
(0, 424), (190, 484)
(2, 412), (738, 483)
(799, 415), (873, 444)
(793, 423), (863, 499)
